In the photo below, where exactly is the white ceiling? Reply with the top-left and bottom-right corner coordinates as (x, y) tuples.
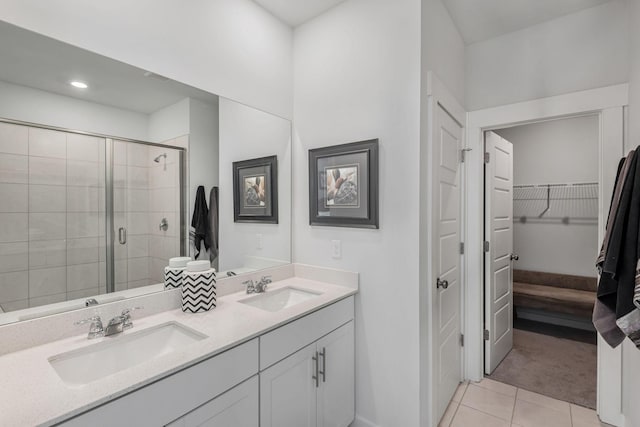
(253, 0), (348, 27)
(443, 0), (613, 45)
(0, 22), (218, 114)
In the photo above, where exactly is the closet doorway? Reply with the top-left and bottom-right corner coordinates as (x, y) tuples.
(483, 115), (600, 409)
(464, 84), (627, 426)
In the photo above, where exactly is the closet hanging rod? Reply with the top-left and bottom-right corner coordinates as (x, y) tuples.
(513, 182), (598, 189)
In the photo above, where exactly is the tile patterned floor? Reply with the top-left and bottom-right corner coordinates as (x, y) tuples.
(439, 378), (612, 427)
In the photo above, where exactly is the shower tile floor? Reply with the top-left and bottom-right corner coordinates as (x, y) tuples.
(439, 378), (612, 427)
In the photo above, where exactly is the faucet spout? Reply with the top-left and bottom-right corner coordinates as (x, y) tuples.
(104, 316), (125, 337)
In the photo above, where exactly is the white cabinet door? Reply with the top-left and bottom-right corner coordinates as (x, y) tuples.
(316, 322), (354, 427)
(167, 376), (259, 427)
(260, 342), (317, 427)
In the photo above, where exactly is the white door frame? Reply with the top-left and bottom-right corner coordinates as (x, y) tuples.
(420, 72), (466, 427)
(464, 84), (628, 426)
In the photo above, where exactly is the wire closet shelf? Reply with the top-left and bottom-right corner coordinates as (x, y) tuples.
(512, 182), (598, 225)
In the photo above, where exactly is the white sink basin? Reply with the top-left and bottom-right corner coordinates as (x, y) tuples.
(239, 287), (321, 312)
(49, 322), (207, 386)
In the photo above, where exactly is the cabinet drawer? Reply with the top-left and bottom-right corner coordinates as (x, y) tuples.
(59, 339), (259, 427)
(260, 296), (354, 370)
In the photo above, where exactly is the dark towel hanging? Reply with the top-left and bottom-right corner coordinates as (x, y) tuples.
(191, 186), (211, 260)
(208, 187), (219, 263)
(594, 148), (640, 348)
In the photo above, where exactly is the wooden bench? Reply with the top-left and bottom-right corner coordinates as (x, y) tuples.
(513, 270), (597, 319)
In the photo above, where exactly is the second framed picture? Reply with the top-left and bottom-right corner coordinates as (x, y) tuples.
(233, 155), (278, 223)
(309, 139), (379, 229)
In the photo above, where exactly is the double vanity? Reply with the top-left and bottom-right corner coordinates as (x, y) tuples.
(0, 264), (357, 427)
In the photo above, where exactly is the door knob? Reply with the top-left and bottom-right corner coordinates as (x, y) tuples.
(436, 277), (449, 289)
(510, 254), (519, 261)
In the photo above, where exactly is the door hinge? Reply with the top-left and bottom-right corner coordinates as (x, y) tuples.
(484, 152), (490, 163)
(483, 330), (490, 340)
(460, 148), (472, 163)
(459, 242), (465, 254)
(460, 333), (465, 346)
(483, 241), (490, 252)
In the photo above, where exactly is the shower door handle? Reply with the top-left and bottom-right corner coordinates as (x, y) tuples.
(118, 227), (127, 245)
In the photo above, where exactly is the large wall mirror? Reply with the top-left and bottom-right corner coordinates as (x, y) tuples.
(0, 21), (292, 325)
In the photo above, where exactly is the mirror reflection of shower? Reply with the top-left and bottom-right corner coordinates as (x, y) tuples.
(154, 152), (167, 171)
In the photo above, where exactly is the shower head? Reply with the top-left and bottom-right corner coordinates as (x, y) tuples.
(154, 153), (167, 163)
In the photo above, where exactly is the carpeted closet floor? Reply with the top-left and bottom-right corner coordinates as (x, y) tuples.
(487, 328), (597, 409)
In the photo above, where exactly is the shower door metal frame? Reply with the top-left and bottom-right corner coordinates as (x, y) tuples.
(105, 139), (115, 293)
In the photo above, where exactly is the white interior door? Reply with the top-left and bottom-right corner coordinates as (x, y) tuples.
(484, 131), (514, 374)
(433, 104), (463, 421)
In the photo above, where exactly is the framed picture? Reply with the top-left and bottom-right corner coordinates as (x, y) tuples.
(233, 155), (278, 223)
(309, 139), (379, 229)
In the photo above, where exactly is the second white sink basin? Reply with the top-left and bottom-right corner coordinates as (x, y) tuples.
(49, 321), (207, 386)
(239, 286), (321, 312)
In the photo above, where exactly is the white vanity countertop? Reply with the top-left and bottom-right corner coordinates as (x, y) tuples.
(0, 277), (357, 427)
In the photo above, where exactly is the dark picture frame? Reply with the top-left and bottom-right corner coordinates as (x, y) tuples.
(233, 155), (278, 223)
(309, 139), (379, 229)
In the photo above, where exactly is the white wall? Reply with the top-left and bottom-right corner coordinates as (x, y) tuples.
(219, 98), (291, 272)
(0, 0), (293, 119)
(0, 80), (149, 140)
(188, 98), (220, 263)
(495, 116), (599, 277)
(147, 98), (190, 143)
(421, 0), (465, 107)
(293, 0), (422, 425)
(465, 0), (629, 111)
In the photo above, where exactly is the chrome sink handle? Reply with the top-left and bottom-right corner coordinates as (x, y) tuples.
(75, 315), (104, 339)
(121, 306), (143, 330)
(259, 275), (272, 285)
(243, 279), (256, 294)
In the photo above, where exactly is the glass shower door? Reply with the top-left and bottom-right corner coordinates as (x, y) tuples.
(110, 140), (183, 292)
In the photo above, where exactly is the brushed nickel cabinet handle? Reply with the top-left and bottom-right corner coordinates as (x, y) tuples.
(319, 347), (326, 382)
(312, 351), (319, 388)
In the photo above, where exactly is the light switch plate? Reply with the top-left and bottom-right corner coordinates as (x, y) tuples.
(257, 234), (263, 249)
(331, 240), (341, 259)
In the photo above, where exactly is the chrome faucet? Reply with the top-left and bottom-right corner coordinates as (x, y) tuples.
(75, 307), (143, 339)
(104, 307), (143, 337)
(244, 276), (272, 294)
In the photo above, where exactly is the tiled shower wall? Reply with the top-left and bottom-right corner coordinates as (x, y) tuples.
(0, 122), (106, 311)
(112, 139), (182, 291)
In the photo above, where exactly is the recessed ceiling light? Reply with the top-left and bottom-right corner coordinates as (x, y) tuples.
(70, 81), (88, 89)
